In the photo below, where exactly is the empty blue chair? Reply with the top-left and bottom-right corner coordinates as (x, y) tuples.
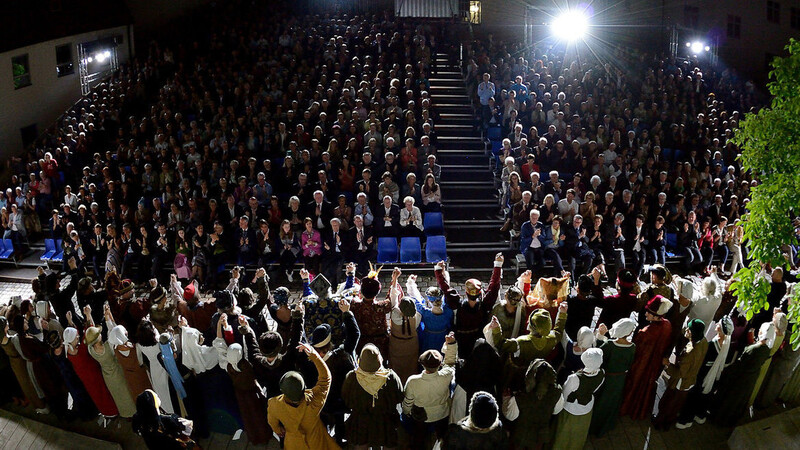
(423, 212), (444, 236)
(41, 238), (57, 261)
(0, 240), (14, 259)
(661, 147), (674, 162)
(486, 126), (502, 141)
(399, 237), (422, 263)
(425, 235), (447, 263)
(51, 239), (64, 262)
(377, 237), (398, 264)
(665, 232), (678, 257)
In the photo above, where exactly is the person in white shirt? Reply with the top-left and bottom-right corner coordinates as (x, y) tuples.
(402, 333), (458, 448)
(558, 189), (580, 223)
(552, 348), (605, 450)
(400, 196), (424, 239)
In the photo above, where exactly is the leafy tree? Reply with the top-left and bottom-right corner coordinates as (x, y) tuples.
(731, 38), (800, 347)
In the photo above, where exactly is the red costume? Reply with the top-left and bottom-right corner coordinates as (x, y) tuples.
(620, 310), (673, 420)
(69, 341), (119, 416)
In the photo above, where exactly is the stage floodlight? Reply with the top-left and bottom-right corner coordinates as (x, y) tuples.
(690, 41), (704, 54)
(551, 10), (589, 41)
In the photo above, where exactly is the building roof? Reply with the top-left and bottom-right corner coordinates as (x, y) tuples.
(0, 0), (133, 54)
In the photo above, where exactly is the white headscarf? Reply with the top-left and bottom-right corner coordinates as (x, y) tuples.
(181, 327), (218, 374)
(108, 325), (129, 348)
(35, 301), (50, 319)
(63, 327), (78, 353)
(701, 316), (733, 394)
(581, 348), (603, 374)
(759, 322), (777, 348)
(226, 343), (244, 372)
(609, 318), (637, 340)
(576, 326), (595, 349)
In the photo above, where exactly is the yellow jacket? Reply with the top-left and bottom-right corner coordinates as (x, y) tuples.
(267, 351), (340, 450)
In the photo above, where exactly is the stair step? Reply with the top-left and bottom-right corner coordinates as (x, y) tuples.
(432, 95), (470, 104)
(429, 73), (462, 80)
(436, 124), (473, 130)
(434, 104), (474, 113)
(447, 219), (505, 226)
(429, 78), (465, 86)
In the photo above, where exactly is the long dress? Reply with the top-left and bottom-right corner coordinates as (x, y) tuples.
(88, 342), (136, 418)
(758, 336), (800, 408)
(137, 344), (175, 414)
(114, 344), (153, 400)
(227, 360), (270, 445)
(749, 334), (781, 406)
(512, 368), (563, 447)
(51, 350), (97, 419)
(389, 309), (420, 384)
(342, 369), (404, 447)
(590, 339), (636, 436)
(0, 342), (23, 404)
(0, 337), (45, 409)
(19, 334), (67, 415)
(68, 343), (119, 416)
(620, 319), (672, 420)
(416, 302), (453, 353)
(712, 342), (772, 424)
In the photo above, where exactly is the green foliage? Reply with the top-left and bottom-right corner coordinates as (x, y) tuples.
(731, 38), (800, 348)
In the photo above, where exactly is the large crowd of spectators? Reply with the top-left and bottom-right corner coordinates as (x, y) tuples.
(1, 3), (800, 450)
(461, 37), (797, 279)
(1, 4), (445, 289)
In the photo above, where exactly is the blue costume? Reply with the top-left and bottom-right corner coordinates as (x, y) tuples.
(415, 299), (453, 353)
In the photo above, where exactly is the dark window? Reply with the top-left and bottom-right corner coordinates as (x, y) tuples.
(684, 5), (699, 28)
(791, 7), (800, 29)
(768, 1), (781, 24)
(11, 54), (31, 89)
(20, 124), (38, 148)
(727, 15), (741, 38)
(56, 44), (74, 77)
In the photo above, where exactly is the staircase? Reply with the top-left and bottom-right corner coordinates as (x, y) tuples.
(431, 53), (509, 270)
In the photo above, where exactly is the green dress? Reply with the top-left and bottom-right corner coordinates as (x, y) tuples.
(590, 339), (636, 436)
(712, 342), (771, 424)
(89, 341), (136, 417)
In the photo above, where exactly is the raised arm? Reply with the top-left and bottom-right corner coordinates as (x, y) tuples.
(339, 299), (360, 355)
(300, 344), (331, 412)
(434, 261), (460, 310)
(483, 253), (504, 311)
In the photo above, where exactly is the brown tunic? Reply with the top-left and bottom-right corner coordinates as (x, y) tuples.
(227, 360), (270, 445)
(114, 344), (153, 400)
(0, 337), (45, 408)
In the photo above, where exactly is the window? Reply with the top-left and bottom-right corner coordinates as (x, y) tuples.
(56, 44), (74, 77)
(727, 15), (741, 38)
(791, 7), (800, 29)
(11, 54), (31, 89)
(768, 1), (780, 24)
(684, 6), (699, 29)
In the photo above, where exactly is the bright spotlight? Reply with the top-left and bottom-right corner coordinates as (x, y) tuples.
(690, 41), (704, 54)
(104, 50), (111, 58)
(95, 51), (108, 62)
(551, 10), (589, 41)
(87, 56), (93, 63)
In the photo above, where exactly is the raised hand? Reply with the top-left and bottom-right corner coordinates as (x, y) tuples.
(445, 331), (456, 344)
(339, 298), (351, 313)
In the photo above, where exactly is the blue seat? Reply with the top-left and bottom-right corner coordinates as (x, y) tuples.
(666, 232), (678, 250)
(674, 150), (686, 163)
(0, 240), (14, 259)
(423, 212), (444, 236)
(51, 239), (64, 262)
(377, 237), (398, 264)
(41, 239), (57, 261)
(661, 147), (674, 162)
(486, 126), (502, 141)
(491, 140), (503, 155)
(399, 237), (422, 264)
(425, 235), (447, 263)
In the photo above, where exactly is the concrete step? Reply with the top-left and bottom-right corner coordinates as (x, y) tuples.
(431, 94), (470, 104)
(429, 78), (465, 86)
(434, 103), (474, 113)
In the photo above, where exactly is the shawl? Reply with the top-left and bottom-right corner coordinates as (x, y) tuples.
(159, 338), (187, 399)
(181, 327), (218, 374)
(355, 366), (391, 407)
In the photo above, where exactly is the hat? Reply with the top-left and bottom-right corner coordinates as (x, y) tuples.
(425, 286), (442, 303)
(46, 330), (62, 349)
(469, 392), (498, 429)
(84, 326), (102, 345)
(119, 279), (134, 295)
(311, 324), (332, 348)
(775, 312), (789, 335)
(309, 274), (332, 298)
(180, 282), (195, 301)
(687, 319), (706, 343)
(719, 316), (734, 335)
(258, 331), (283, 357)
(419, 349), (443, 370)
(581, 348), (603, 373)
(577, 274), (593, 293)
(645, 295), (673, 317)
(678, 278), (695, 299)
(609, 318), (637, 339)
(399, 297), (416, 317)
(649, 264), (667, 279)
(358, 344), (382, 372)
(150, 286), (166, 304)
(617, 268), (637, 289)
(273, 287), (290, 306)
(214, 290), (236, 310)
(505, 286), (523, 305)
(279, 371), (306, 403)
(529, 309), (552, 336)
(360, 277), (382, 299)
(465, 278), (482, 298)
